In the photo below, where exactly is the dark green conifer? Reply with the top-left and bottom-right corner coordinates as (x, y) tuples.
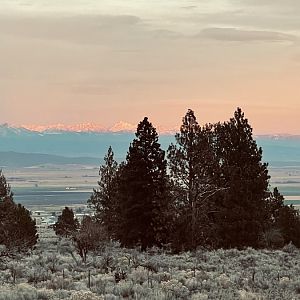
(168, 109), (218, 250)
(116, 117), (170, 250)
(54, 207), (79, 237)
(0, 170), (37, 254)
(88, 146), (119, 236)
(213, 108), (270, 248)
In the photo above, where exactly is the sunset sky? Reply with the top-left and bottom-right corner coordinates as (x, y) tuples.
(1, 0), (300, 134)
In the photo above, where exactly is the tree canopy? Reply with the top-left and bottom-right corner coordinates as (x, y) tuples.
(54, 207), (79, 237)
(88, 146), (119, 236)
(168, 109), (218, 250)
(115, 117), (170, 250)
(88, 108), (300, 251)
(0, 171), (38, 255)
(213, 108), (270, 248)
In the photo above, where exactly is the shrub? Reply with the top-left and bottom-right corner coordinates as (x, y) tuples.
(70, 291), (104, 300)
(0, 283), (37, 300)
(282, 242), (298, 254)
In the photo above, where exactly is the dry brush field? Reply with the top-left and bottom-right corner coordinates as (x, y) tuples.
(0, 229), (300, 300)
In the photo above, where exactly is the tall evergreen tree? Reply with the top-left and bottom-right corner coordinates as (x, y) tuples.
(88, 146), (119, 236)
(116, 117), (170, 250)
(0, 170), (37, 254)
(168, 109), (218, 250)
(213, 108), (270, 248)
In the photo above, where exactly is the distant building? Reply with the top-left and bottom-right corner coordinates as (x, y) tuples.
(32, 210), (57, 227)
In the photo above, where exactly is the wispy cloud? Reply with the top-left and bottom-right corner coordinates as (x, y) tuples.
(194, 9), (300, 32)
(235, 0), (300, 9)
(0, 15), (142, 44)
(198, 27), (297, 42)
(0, 14), (183, 48)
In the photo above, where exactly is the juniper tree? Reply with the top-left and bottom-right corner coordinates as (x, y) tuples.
(116, 117), (170, 250)
(213, 108), (270, 248)
(168, 109), (219, 250)
(54, 207), (79, 238)
(0, 170), (37, 254)
(265, 187), (285, 223)
(7, 204), (38, 252)
(73, 216), (107, 262)
(276, 205), (300, 247)
(88, 146), (119, 236)
(0, 171), (14, 246)
(264, 187), (300, 247)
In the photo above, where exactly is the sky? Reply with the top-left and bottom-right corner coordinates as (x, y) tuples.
(0, 0), (300, 134)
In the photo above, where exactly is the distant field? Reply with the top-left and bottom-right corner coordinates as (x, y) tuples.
(13, 187), (93, 206)
(1, 134), (300, 210)
(4, 165), (97, 207)
(3, 162), (299, 211)
(3, 134), (300, 210)
(268, 166), (300, 209)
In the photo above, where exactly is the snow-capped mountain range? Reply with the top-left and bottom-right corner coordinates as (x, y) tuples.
(1, 122), (300, 138)
(0, 123), (300, 166)
(22, 121), (136, 133)
(0, 123), (34, 136)
(1, 122), (177, 135)
(23, 123), (108, 133)
(0, 123), (177, 159)
(0, 123), (299, 140)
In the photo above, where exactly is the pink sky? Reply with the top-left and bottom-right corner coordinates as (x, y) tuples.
(1, 1), (300, 134)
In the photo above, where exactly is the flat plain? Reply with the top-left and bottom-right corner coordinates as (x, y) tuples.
(2, 163), (299, 212)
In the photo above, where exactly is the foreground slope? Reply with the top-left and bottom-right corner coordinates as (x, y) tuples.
(0, 231), (299, 300)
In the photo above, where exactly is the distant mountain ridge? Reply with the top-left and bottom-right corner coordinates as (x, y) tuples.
(23, 123), (108, 133)
(0, 124), (300, 165)
(0, 151), (100, 167)
(0, 124), (141, 158)
(18, 122), (178, 135)
(0, 123), (35, 136)
(0, 122), (139, 135)
(1, 123), (299, 137)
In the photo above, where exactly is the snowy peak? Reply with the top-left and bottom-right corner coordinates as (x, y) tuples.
(2, 122), (178, 135)
(109, 121), (136, 133)
(109, 122), (178, 134)
(23, 123), (108, 133)
(0, 123), (34, 136)
(3, 123), (300, 137)
(23, 121), (138, 134)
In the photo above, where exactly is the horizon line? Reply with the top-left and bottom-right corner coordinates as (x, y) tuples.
(0, 122), (300, 137)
